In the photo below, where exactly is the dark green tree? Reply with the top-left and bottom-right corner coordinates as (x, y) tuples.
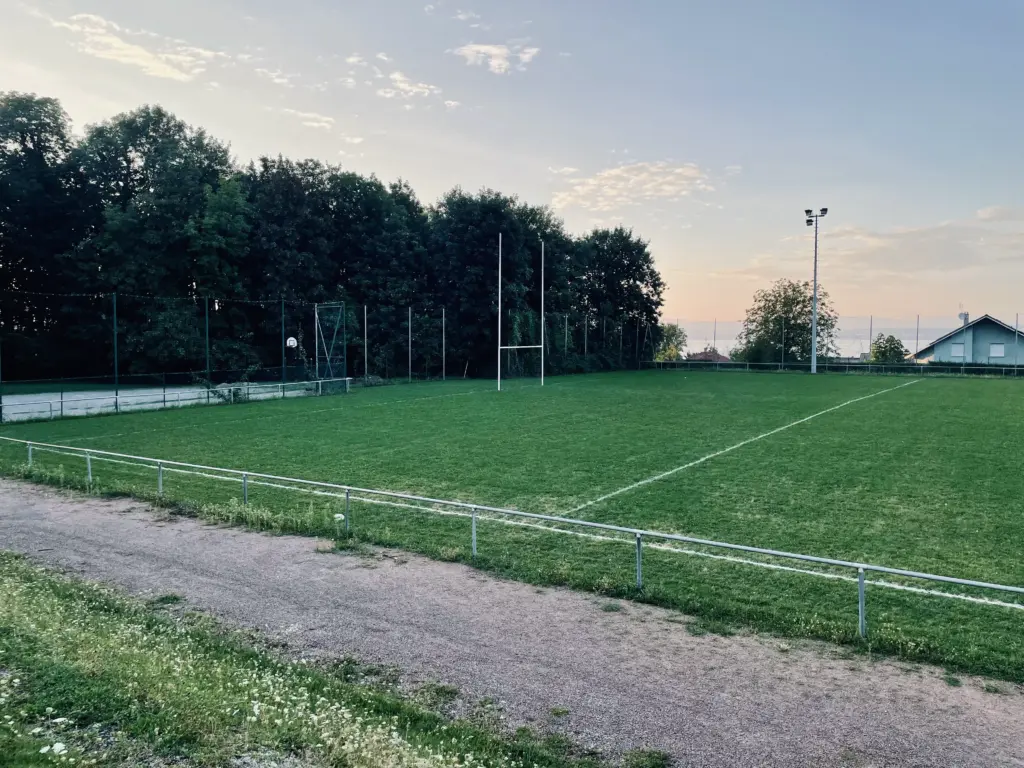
(870, 333), (909, 363)
(733, 278), (838, 364)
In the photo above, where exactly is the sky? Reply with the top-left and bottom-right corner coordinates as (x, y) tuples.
(2, 0), (1023, 332)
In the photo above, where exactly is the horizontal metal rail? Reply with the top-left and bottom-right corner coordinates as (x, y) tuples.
(498, 345), (543, 350)
(2, 435), (1022, 603)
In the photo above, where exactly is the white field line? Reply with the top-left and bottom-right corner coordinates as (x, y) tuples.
(32, 445), (1022, 612)
(573, 379), (923, 513)
(53, 388), (491, 445)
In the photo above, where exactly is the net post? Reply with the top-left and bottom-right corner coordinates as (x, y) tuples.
(497, 233), (502, 392)
(314, 304), (320, 380)
(281, 297), (286, 384)
(540, 241), (545, 386)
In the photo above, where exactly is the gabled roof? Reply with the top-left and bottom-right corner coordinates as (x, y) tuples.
(914, 314), (1023, 358)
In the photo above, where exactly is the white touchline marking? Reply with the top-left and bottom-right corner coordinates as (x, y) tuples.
(572, 379), (923, 513)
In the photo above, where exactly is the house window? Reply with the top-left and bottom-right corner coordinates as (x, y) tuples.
(991, 343), (1005, 358)
(951, 343), (965, 358)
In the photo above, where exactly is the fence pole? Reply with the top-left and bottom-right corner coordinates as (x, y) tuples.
(363, 305), (368, 380)
(158, 463), (163, 496)
(27, 443), (32, 467)
(442, 307), (446, 381)
(343, 301), (348, 380)
(781, 317), (786, 370)
(619, 322), (623, 365)
(314, 304), (320, 380)
(564, 315), (569, 355)
(205, 297), (211, 404)
(471, 507), (477, 559)
(345, 488), (351, 532)
(858, 567), (867, 638)
(540, 241), (545, 386)
(86, 453), (92, 484)
(1016, 313), (1020, 370)
(915, 314), (920, 356)
(0, 330), (4, 424)
(242, 473), (248, 505)
(635, 533), (643, 590)
(281, 298), (287, 384)
(408, 306), (412, 383)
(112, 292), (119, 413)
(868, 315), (873, 359)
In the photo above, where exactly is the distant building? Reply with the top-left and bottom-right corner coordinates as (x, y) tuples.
(686, 349), (731, 363)
(913, 314), (1022, 365)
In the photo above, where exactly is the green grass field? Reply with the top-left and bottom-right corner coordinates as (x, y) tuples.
(3, 370), (1023, 680)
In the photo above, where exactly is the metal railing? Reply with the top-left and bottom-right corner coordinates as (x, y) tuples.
(0, 378), (352, 424)
(645, 360), (1024, 377)
(2, 434), (1023, 638)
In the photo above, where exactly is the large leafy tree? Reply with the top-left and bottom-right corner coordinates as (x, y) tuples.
(1, 94), (668, 382)
(871, 333), (909, 363)
(733, 278), (839, 364)
(655, 324), (687, 361)
(0, 92), (99, 378)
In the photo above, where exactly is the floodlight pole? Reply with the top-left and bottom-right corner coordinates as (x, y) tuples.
(497, 233), (502, 391)
(804, 208), (828, 373)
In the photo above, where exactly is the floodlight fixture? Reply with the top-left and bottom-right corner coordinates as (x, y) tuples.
(820, 208), (828, 216)
(804, 209), (813, 217)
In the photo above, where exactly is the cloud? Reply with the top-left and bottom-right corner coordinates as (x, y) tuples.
(346, 54), (366, 66)
(35, 11), (227, 82)
(976, 206), (1024, 222)
(548, 166), (579, 176)
(424, 5), (436, 13)
(341, 136), (364, 144)
(376, 52), (391, 62)
(444, 100), (461, 109)
(715, 214), (1024, 291)
(255, 68), (295, 87)
(453, 10), (480, 21)
(552, 162), (712, 212)
(452, 42), (540, 74)
(339, 77), (356, 88)
(281, 108), (334, 130)
(376, 71), (442, 99)
(725, 165), (743, 176)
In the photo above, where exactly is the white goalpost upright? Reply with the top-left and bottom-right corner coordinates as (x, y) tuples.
(497, 233), (545, 391)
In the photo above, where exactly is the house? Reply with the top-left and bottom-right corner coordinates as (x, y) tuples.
(686, 349), (731, 363)
(913, 314), (1022, 365)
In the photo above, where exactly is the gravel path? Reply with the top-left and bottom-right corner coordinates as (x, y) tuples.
(1, 478), (1022, 767)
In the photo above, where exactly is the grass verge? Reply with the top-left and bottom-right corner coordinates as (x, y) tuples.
(0, 551), (605, 767)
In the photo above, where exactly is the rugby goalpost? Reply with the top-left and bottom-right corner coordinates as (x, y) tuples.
(497, 233), (545, 391)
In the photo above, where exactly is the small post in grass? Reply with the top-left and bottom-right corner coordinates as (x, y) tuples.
(242, 473), (248, 505)
(86, 453), (92, 485)
(858, 567), (867, 638)
(157, 463), (163, 496)
(27, 443), (32, 467)
(635, 533), (643, 590)
(344, 489), (350, 533)
(471, 507), (477, 559)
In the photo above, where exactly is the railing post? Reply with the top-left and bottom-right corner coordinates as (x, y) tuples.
(858, 567), (867, 638)
(157, 463), (163, 496)
(27, 443), (32, 467)
(242, 473), (248, 505)
(86, 453), (92, 484)
(635, 533), (643, 590)
(471, 507), (477, 559)
(345, 488), (351, 532)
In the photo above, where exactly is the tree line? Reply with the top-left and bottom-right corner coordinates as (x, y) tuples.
(0, 92), (665, 383)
